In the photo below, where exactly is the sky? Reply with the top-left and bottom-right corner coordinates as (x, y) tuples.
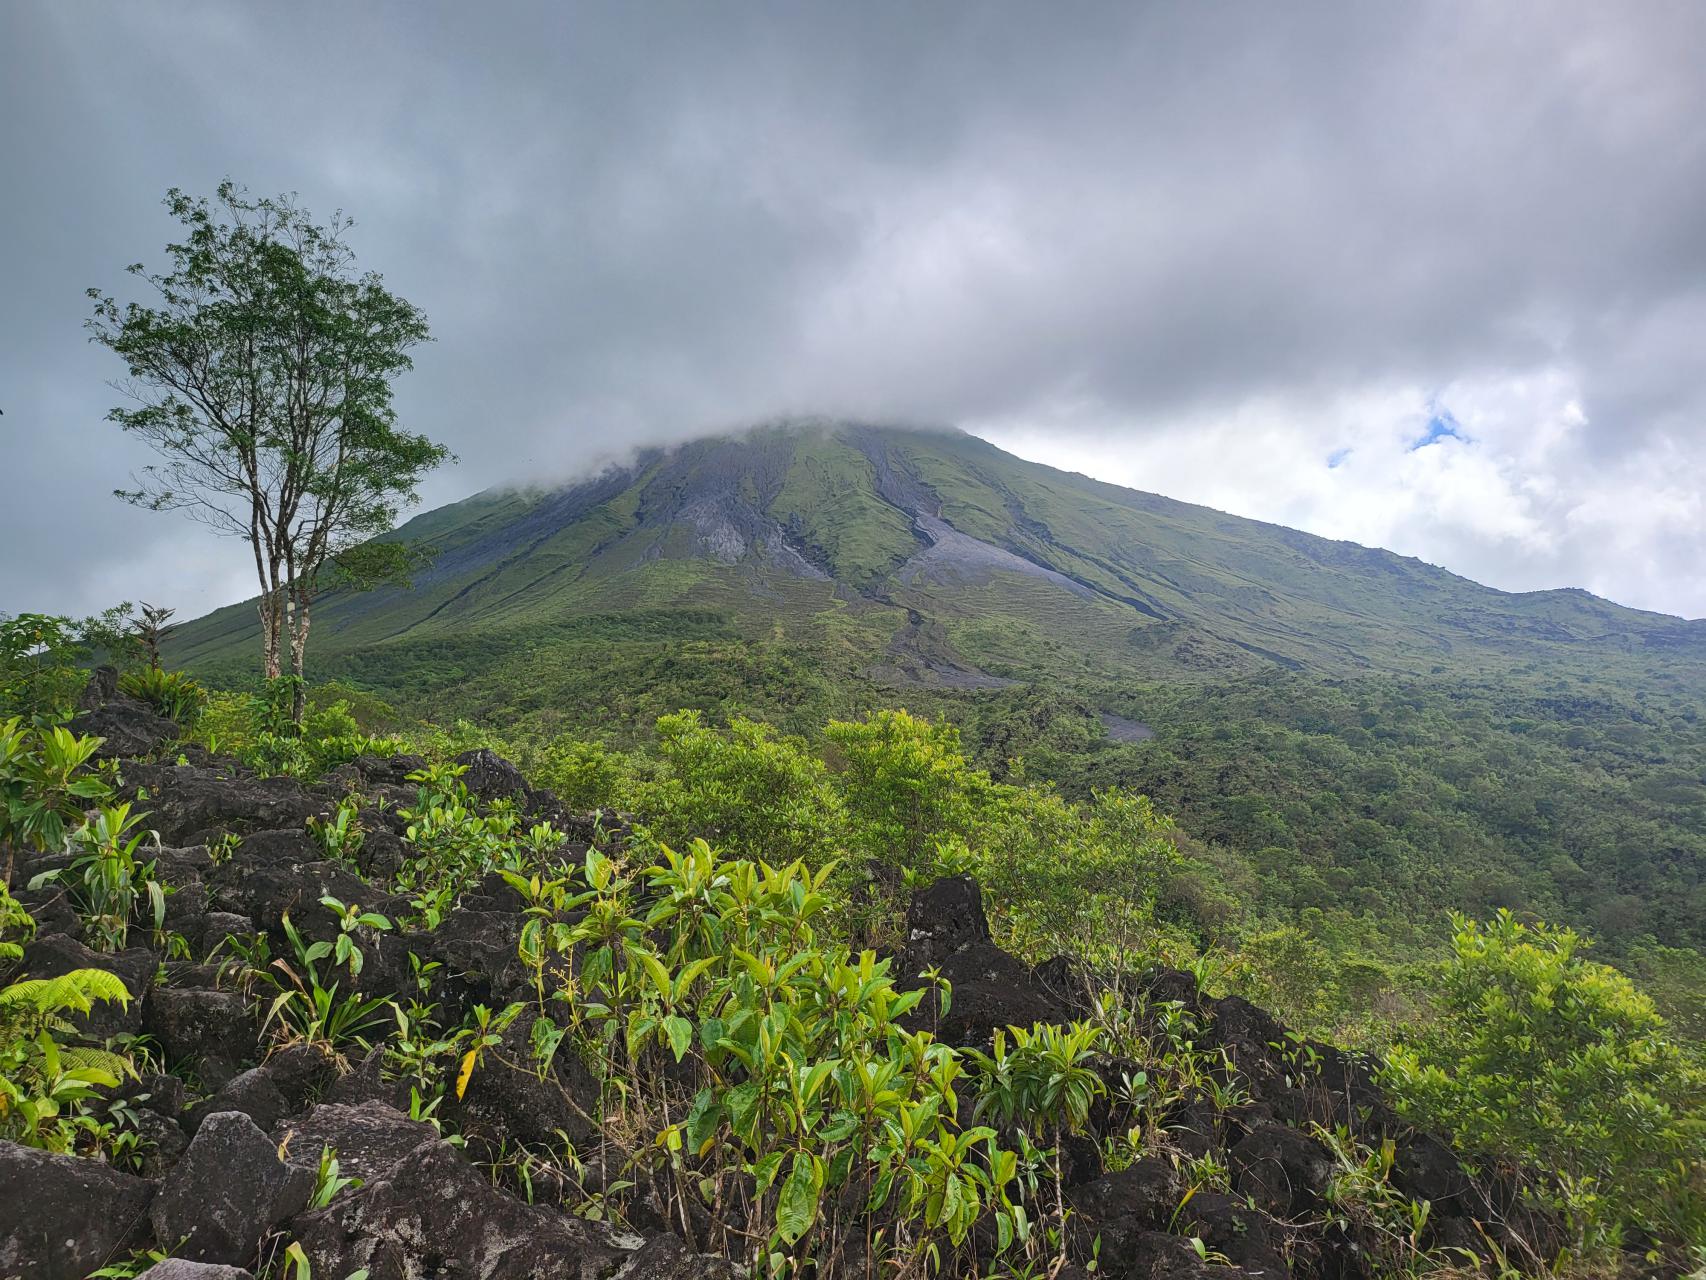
(3, 3), (1705, 621)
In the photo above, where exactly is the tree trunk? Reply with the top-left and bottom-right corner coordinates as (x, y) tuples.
(252, 530), (284, 681)
(258, 592), (282, 679)
(287, 588), (311, 724)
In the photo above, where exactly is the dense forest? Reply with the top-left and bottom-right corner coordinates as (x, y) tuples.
(169, 607), (1706, 1042)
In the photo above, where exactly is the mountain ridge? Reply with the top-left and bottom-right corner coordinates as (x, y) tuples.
(168, 420), (1706, 693)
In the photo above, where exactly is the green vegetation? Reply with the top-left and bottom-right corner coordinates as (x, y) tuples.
(0, 649), (1701, 1269)
(1092, 674), (1706, 957)
(395, 763), (565, 927)
(1, 608), (135, 723)
(2, 717), (114, 886)
(117, 665), (206, 722)
(258, 911), (394, 1055)
(1383, 913), (1705, 1251)
(163, 423), (1706, 692)
(0, 968), (135, 1152)
(523, 841), (1028, 1274)
(169, 651), (1704, 1037)
(31, 801), (167, 953)
(153, 425), (1704, 1027)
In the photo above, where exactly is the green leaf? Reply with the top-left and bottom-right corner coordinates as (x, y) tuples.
(684, 1087), (723, 1155)
(775, 1152), (821, 1245)
(750, 1149), (786, 1198)
(725, 1081), (762, 1140)
(628, 945), (673, 1004)
(866, 1165), (896, 1213)
(820, 1110), (859, 1142)
(826, 1144), (855, 1189)
(663, 1014), (694, 1063)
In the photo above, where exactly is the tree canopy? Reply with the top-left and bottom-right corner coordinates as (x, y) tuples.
(87, 182), (449, 716)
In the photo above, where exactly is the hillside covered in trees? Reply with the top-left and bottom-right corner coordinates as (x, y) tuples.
(161, 424), (1706, 1029)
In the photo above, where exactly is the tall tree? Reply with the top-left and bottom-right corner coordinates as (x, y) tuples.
(87, 183), (449, 719)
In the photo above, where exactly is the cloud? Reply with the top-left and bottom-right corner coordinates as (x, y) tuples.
(982, 365), (1706, 617)
(1, 1), (1703, 619)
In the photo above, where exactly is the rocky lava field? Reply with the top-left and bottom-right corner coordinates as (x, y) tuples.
(0, 676), (1558, 1280)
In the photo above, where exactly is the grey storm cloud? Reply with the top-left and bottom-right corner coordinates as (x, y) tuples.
(2, 1), (1704, 619)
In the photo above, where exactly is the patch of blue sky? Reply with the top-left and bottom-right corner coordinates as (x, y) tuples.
(1411, 406), (1467, 450)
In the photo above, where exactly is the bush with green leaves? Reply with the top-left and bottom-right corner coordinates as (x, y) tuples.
(257, 911), (394, 1056)
(309, 796), (366, 869)
(1383, 911), (1706, 1252)
(395, 763), (564, 925)
(508, 838), (1059, 1277)
(116, 666), (206, 722)
(825, 709), (987, 879)
(1, 718), (113, 888)
(0, 968), (135, 1151)
(0, 882), (33, 964)
(618, 709), (1192, 960)
(382, 958), (506, 1129)
(0, 607), (136, 722)
(29, 801), (167, 953)
(189, 679), (404, 779)
(517, 735), (635, 812)
(636, 711), (842, 865)
(976, 784), (1184, 965)
(320, 894), (393, 980)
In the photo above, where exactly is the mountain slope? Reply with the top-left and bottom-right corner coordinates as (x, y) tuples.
(169, 420), (1706, 693)
(164, 421), (1706, 970)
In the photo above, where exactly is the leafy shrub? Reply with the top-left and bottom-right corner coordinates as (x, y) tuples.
(826, 709), (986, 877)
(967, 1021), (1104, 1140)
(258, 912), (393, 1056)
(29, 802), (167, 953)
(638, 711), (842, 865)
(0, 607), (135, 722)
(299, 697), (406, 773)
(308, 797), (366, 868)
(518, 736), (633, 812)
(395, 764), (562, 925)
(320, 894), (393, 980)
(512, 838), (1053, 1276)
(116, 666), (206, 723)
(0, 882), (34, 964)
(0, 968), (134, 1151)
(1233, 924), (1335, 1029)
(1, 719), (113, 883)
(1383, 911), (1706, 1251)
(189, 681), (404, 779)
(977, 785), (1183, 964)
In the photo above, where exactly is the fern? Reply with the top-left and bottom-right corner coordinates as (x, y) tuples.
(0, 883), (33, 963)
(55, 1043), (133, 1079)
(0, 968), (133, 1019)
(0, 969), (133, 1076)
(0, 967), (136, 1150)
